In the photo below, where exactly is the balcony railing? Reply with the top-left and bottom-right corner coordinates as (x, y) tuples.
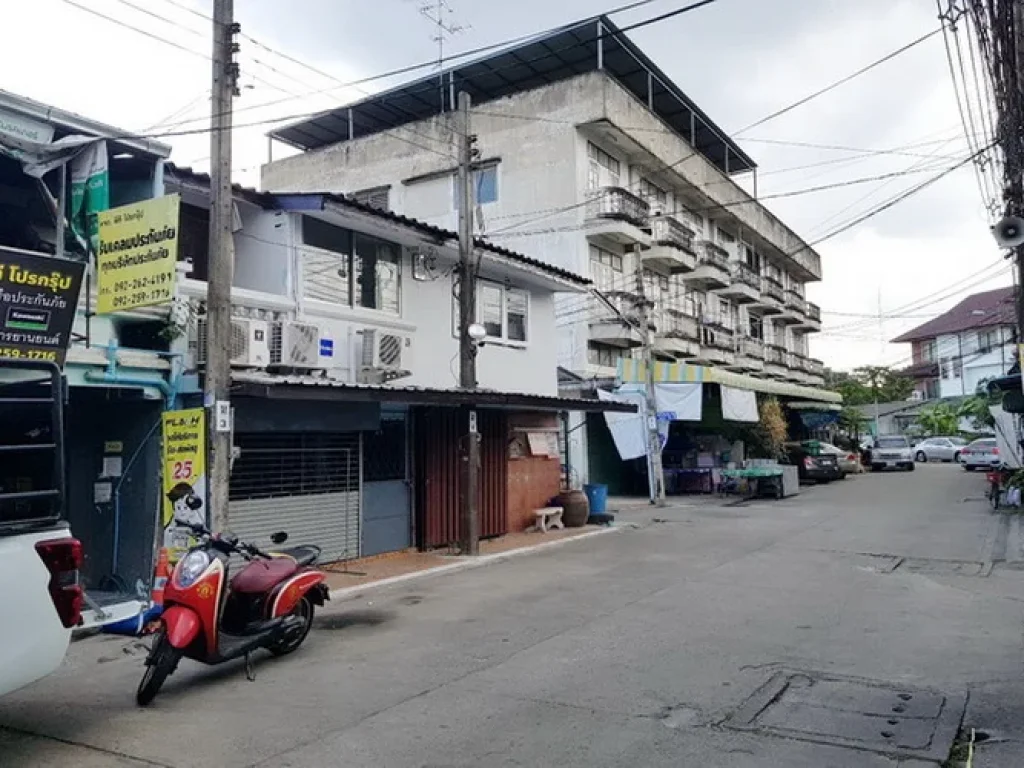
(594, 290), (643, 324)
(806, 302), (821, 322)
(785, 289), (805, 312)
(806, 358), (824, 376)
(733, 263), (760, 289)
(765, 344), (787, 365)
(788, 352), (807, 371)
(737, 336), (764, 358)
(650, 214), (696, 252)
(698, 240), (730, 269)
(591, 186), (650, 228)
(762, 277), (784, 302)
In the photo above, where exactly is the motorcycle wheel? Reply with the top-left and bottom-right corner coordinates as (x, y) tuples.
(136, 631), (182, 706)
(269, 596), (315, 657)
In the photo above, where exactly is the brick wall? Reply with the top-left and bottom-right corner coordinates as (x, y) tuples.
(506, 413), (563, 532)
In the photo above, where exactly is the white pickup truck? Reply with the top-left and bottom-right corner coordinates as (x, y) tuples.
(0, 362), (84, 697)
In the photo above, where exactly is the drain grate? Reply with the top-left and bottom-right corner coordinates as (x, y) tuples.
(725, 670), (965, 761)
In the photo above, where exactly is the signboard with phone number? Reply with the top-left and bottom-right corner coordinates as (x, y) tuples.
(161, 408), (208, 560)
(0, 246), (84, 367)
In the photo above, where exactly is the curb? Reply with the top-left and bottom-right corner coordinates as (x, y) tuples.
(327, 524), (633, 603)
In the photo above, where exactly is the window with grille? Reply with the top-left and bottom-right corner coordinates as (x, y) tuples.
(589, 245), (623, 292)
(638, 178), (667, 209)
(587, 142), (620, 189)
(230, 433), (360, 501)
(452, 279), (530, 344)
(363, 418), (406, 482)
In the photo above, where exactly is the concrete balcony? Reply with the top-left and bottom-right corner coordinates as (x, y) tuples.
(764, 344), (788, 378)
(684, 241), (732, 290)
(654, 303), (700, 358)
(717, 262), (760, 304)
(698, 318), (735, 366)
(749, 276), (784, 316)
(805, 357), (825, 386)
(728, 336), (765, 372)
(585, 186), (652, 248)
(785, 353), (807, 382)
(643, 215), (697, 273)
(795, 301), (822, 332)
(588, 291), (643, 348)
(777, 289), (805, 325)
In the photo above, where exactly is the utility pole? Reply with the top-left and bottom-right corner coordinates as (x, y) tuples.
(206, 0), (240, 532)
(634, 247), (665, 506)
(1013, 1), (1024, 349)
(456, 91), (480, 554)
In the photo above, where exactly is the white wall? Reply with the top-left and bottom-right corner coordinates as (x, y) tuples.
(936, 327), (1014, 398)
(221, 212), (563, 396)
(233, 203), (291, 295)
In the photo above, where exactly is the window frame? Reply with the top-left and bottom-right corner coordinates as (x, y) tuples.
(300, 216), (403, 316)
(452, 277), (531, 346)
(452, 163), (499, 208)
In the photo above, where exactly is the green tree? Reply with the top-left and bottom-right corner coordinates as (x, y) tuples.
(958, 394), (996, 431)
(824, 366), (914, 406)
(916, 403), (960, 436)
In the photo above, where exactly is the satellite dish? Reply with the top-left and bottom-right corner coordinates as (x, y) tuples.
(992, 216), (1024, 248)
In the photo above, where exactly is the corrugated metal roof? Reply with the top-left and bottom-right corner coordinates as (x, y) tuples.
(230, 371), (636, 412)
(163, 163), (589, 286)
(267, 15), (755, 176)
(891, 286), (1015, 344)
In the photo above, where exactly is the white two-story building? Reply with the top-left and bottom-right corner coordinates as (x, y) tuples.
(261, 14), (830, 483)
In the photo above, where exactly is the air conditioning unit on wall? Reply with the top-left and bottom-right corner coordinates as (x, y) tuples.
(270, 320), (321, 369)
(359, 328), (412, 383)
(195, 317), (271, 368)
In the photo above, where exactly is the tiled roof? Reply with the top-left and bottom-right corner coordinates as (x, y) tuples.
(163, 163), (589, 286)
(891, 286), (1016, 343)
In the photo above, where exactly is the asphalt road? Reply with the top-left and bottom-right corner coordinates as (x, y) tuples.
(3, 462), (1024, 767)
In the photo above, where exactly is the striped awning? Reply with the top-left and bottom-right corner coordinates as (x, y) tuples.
(616, 359), (842, 404)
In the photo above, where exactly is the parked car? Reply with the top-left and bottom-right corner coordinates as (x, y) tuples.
(869, 436), (915, 472)
(913, 436), (967, 463)
(818, 443), (861, 477)
(785, 441), (843, 483)
(960, 438), (1000, 471)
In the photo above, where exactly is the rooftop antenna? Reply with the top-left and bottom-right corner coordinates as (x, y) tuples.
(410, 0), (468, 112)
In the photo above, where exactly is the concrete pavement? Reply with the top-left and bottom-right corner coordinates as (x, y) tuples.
(2, 463), (1024, 767)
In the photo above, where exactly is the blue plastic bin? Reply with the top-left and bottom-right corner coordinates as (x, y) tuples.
(582, 483), (608, 514)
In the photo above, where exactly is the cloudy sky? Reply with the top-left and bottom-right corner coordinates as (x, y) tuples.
(3, 0), (1010, 371)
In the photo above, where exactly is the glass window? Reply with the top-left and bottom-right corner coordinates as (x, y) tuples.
(301, 216), (401, 313)
(453, 165), (499, 208)
(506, 289), (528, 342)
(638, 178), (667, 209)
(353, 233), (401, 313)
(478, 283), (503, 337)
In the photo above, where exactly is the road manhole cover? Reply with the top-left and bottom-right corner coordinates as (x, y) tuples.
(725, 670), (965, 761)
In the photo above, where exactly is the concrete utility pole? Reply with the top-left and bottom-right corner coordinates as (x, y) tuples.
(456, 91), (480, 554)
(206, 0), (240, 533)
(634, 246), (665, 506)
(1013, 1), (1024, 347)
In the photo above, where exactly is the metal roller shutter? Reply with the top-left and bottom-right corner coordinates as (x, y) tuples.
(229, 432), (361, 563)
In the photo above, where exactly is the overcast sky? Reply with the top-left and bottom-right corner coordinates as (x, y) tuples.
(3, 0), (1010, 371)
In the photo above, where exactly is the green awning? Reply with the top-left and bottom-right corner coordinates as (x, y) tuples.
(617, 359), (842, 404)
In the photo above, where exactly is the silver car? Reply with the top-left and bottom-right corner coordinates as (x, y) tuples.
(913, 436), (967, 463)
(960, 438), (1000, 471)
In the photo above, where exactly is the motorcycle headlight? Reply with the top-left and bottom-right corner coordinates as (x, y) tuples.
(175, 550), (211, 589)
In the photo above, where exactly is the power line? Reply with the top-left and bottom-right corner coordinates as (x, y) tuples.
(733, 26), (944, 135)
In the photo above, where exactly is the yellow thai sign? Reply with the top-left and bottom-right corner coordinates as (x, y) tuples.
(96, 194), (180, 314)
(162, 408), (207, 556)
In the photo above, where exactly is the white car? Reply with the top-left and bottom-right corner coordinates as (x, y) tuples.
(913, 436), (967, 463)
(869, 436), (915, 472)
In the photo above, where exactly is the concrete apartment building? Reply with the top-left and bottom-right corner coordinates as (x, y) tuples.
(893, 286), (1016, 400)
(262, 15), (826, 476)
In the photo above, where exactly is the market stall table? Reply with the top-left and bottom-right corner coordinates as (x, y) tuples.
(719, 467), (785, 500)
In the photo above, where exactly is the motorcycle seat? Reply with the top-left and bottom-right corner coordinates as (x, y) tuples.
(269, 545), (321, 567)
(231, 558), (297, 594)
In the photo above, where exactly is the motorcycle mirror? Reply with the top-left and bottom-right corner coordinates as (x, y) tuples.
(270, 531), (288, 544)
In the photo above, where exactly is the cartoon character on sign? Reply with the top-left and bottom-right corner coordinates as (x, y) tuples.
(167, 481), (204, 528)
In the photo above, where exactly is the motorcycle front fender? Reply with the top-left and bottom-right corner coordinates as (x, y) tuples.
(162, 605), (202, 649)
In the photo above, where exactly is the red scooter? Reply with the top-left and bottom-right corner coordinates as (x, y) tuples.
(136, 523), (329, 705)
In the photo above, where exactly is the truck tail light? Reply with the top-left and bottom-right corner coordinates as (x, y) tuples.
(35, 537), (84, 629)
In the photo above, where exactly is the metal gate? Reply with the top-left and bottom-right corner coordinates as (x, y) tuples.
(229, 432), (361, 562)
(415, 408), (507, 550)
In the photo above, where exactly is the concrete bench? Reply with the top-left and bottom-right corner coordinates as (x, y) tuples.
(532, 506), (565, 533)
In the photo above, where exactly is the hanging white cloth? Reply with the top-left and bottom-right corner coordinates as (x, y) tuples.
(654, 382), (703, 421)
(599, 389), (647, 460)
(721, 386), (759, 422)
